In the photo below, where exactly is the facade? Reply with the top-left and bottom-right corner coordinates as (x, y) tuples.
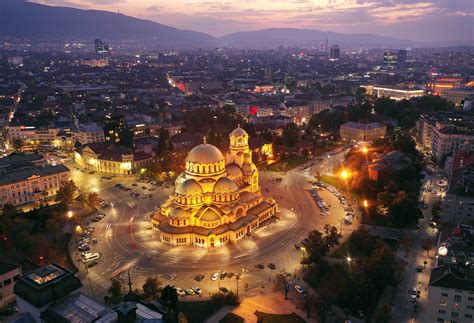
(0, 260), (21, 306)
(74, 143), (152, 175)
(427, 264), (474, 323)
(71, 123), (105, 145)
(441, 88), (474, 107)
(8, 126), (60, 147)
(362, 85), (424, 100)
(427, 78), (464, 95)
(340, 121), (386, 142)
(151, 126), (278, 248)
(442, 194), (474, 225)
(416, 114), (474, 163)
(0, 154), (70, 208)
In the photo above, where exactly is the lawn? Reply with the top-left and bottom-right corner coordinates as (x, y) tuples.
(266, 155), (308, 172)
(178, 300), (220, 323)
(254, 311), (306, 323)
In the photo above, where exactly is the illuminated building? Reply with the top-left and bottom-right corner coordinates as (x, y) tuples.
(151, 126), (278, 247)
(74, 143), (152, 175)
(362, 85), (424, 100)
(427, 78), (464, 95)
(340, 122), (386, 142)
(94, 39), (109, 55)
(71, 123), (105, 145)
(80, 57), (108, 67)
(255, 83), (274, 93)
(329, 45), (340, 61)
(383, 51), (397, 69)
(440, 88), (474, 107)
(0, 154), (70, 208)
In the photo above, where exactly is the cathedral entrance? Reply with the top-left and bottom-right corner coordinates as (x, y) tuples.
(210, 237), (215, 248)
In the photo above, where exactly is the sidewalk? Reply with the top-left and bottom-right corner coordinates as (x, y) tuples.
(204, 292), (315, 323)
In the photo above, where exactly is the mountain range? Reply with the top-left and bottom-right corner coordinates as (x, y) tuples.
(0, 0), (471, 49)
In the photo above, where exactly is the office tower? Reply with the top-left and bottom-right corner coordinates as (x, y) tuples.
(329, 45), (340, 60)
(94, 39), (109, 55)
(383, 51), (398, 69)
(397, 50), (407, 69)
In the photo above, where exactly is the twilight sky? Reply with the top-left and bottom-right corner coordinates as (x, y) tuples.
(32, 0), (474, 41)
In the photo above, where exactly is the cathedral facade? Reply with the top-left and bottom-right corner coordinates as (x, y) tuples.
(151, 127), (278, 248)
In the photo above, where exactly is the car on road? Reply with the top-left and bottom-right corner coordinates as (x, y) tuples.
(268, 263), (276, 270)
(410, 294), (417, 303)
(195, 274), (205, 281)
(256, 264), (265, 270)
(193, 287), (202, 295)
(294, 285), (305, 294)
(220, 271), (227, 280)
(87, 261), (98, 268)
(220, 287), (228, 293)
(416, 265), (424, 273)
(168, 273), (177, 281)
(226, 272), (234, 278)
(176, 288), (185, 296)
(211, 273), (219, 281)
(186, 289), (195, 295)
(411, 288), (418, 295)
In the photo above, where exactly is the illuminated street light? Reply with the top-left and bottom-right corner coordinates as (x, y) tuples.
(438, 245), (448, 256)
(347, 257), (352, 262)
(363, 200), (369, 208)
(362, 147), (368, 154)
(67, 211), (73, 219)
(340, 170), (349, 179)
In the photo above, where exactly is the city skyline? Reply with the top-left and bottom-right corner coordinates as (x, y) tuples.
(31, 0), (473, 41)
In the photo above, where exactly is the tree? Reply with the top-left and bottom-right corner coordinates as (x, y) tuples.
(400, 235), (414, 257)
(108, 279), (123, 304)
(422, 238), (434, 256)
(160, 285), (178, 310)
(2, 203), (18, 221)
(274, 273), (291, 299)
(86, 192), (101, 210)
(142, 276), (162, 300)
(157, 128), (170, 154)
(303, 227), (340, 264)
(55, 180), (77, 210)
(282, 122), (299, 147)
(323, 224), (341, 248)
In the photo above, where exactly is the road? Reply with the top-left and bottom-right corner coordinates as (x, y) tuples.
(66, 149), (353, 302)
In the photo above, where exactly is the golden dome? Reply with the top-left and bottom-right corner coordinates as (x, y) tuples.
(176, 179), (202, 196)
(213, 177), (239, 194)
(186, 144), (225, 165)
(230, 126), (248, 137)
(226, 164), (243, 178)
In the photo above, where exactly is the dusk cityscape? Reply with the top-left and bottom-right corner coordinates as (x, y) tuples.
(0, 0), (473, 322)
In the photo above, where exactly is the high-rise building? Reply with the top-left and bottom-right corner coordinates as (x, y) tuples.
(383, 51), (398, 69)
(329, 45), (340, 60)
(397, 49), (407, 69)
(94, 38), (109, 55)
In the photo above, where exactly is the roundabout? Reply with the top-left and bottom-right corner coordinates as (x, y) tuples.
(68, 141), (351, 301)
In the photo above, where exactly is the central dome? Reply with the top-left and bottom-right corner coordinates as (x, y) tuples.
(186, 144), (225, 165)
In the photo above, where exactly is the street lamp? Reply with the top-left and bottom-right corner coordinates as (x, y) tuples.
(363, 200), (369, 208)
(361, 147), (368, 154)
(340, 170), (349, 179)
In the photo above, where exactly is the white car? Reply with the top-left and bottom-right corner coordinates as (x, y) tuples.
(176, 287), (185, 296)
(211, 272), (219, 281)
(186, 288), (195, 295)
(193, 287), (202, 295)
(294, 285), (305, 294)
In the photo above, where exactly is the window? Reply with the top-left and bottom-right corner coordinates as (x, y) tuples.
(468, 297), (474, 301)
(439, 301), (448, 306)
(442, 293), (449, 297)
(3, 279), (11, 286)
(454, 295), (462, 301)
(451, 312), (459, 318)
(439, 309), (446, 314)
(465, 314), (473, 319)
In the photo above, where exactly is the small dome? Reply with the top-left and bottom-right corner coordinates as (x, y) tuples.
(226, 164), (243, 178)
(213, 177), (239, 194)
(242, 163), (255, 174)
(169, 208), (191, 219)
(231, 127), (248, 137)
(176, 179), (202, 196)
(187, 144), (225, 165)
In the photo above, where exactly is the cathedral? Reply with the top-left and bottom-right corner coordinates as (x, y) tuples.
(151, 126), (278, 248)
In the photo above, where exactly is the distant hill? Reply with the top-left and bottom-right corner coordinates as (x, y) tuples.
(219, 28), (419, 49)
(0, 0), (216, 48)
(0, 1), (471, 49)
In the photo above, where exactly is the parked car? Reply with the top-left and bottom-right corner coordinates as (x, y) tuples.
(176, 288), (185, 296)
(211, 273), (219, 281)
(220, 287), (229, 293)
(267, 263), (276, 270)
(193, 287), (202, 295)
(295, 285), (305, 294)
(194, 274), (205, 281)
(168, 273), (177, 281)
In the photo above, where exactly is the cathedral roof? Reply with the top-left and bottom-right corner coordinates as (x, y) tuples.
(226, 164), (243, 178)
(213, 177), (239, 194)
(176, 179), (202, 196)
(186, 144), (224, 165)
(230, 126), (248, 137)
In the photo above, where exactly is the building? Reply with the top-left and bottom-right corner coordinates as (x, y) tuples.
(383, 51), (398, 70)
(362, 85), (424, 101)
(0, 154), (70, 208)
(8, 126), (60, 148)
(426, 226), (474, 323)
(367, 150), (409, 181)
(0, 259), (21, 306)
(416, 114), (474, 163)
(441, 88), (474, 107)
(427, 78), (464, 95)
(442, 168), (474, 225)
(396, 50), (407, 70)
(427, 264), (474, 323)
(329, 45), (340, 61)
(151, 126), (278, 248)
(7, 57), (23, 67)
(12, 263), (163, 322)
(94, 38), (109, 55)
(74, 143), (153, 175)
(71, 123), (105, 145)
(81, 57), (108, 67)
(340, 122), (386, 142)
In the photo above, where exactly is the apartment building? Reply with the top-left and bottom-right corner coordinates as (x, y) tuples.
(8, 126), (60, 145)
(362, 85), (425, 100)
(0, 259), (21, 306)
(71, 123), (105, 145)
(340, 121), (386, 142)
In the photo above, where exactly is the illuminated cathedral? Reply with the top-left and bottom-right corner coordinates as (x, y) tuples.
(151, 126), (278, 247)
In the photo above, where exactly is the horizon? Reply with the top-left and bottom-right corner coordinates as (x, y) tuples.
(30, 0), (474, 42)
